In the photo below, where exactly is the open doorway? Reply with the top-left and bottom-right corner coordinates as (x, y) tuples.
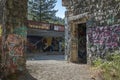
(27, 0), (66, 61)
(78, 23), (87, 64)
(26, 35), (65, 60)
(27, 36), (64, 54)
(26, 21), (65, 61)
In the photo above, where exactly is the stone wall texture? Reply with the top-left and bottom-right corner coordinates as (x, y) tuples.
(87, 24), (120, 59)
(0, 0), (28, 78)
(63, 0), (120, 63)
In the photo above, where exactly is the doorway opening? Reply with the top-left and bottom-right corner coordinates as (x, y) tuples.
(26, 36), (65, 61)
(26, 0), (66, 61)
(27, 36), (65, 54)
(26, 21), (65, 61)
(77, 23), (87, 64)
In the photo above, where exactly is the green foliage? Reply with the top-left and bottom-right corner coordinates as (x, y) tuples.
(28, 0), (64, 25)
(92, 51), (120, 80)
(92, 58), (103, 67)
(48, 16), (65, 25)
(28, 0), (58, 22)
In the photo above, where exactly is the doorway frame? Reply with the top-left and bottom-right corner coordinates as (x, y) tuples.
(68, 18), (88, 63)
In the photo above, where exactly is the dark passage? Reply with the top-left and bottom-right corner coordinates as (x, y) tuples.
(78, 23), (87, 64)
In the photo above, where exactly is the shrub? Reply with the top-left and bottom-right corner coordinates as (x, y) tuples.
(92, 51), (120, 80)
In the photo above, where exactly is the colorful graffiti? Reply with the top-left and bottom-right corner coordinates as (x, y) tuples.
(5, 34), (25, 73)
(4, 26), (27, 73)
(87, 25), (120, 57)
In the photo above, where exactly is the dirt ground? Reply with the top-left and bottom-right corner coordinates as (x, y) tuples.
(18, 55), (100, 80)
(27, 60), (92, 80)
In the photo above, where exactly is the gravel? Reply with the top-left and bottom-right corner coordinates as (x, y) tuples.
(26, 60), (92, 80)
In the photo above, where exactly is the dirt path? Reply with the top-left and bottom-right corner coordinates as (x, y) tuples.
(24, 60), (93, 80)
(18, 55), (101, 80)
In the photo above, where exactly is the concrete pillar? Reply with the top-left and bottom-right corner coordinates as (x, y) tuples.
(70, 23), (78, 62)
(1, 0), (28, 76)
(64, 16), (69, 61)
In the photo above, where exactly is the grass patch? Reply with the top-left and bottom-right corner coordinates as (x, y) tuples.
(92, 51), (120, 80)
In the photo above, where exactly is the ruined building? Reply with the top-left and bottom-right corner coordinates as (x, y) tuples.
(0, 0), (120, 78)
(62, 0), (120, 63)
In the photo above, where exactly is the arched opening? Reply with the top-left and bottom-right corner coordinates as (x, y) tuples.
(26, 21), (64, 60)
(0, 1), (66, 78)
(25, 0), (66, 61)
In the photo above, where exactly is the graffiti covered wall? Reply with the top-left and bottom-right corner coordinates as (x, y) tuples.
(0, 0), (28, 77)
(5, 26), (27, 73)
(87, 25), (120, 58)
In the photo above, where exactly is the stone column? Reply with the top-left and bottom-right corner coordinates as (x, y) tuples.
(70, 23), (79, 62)
(64, 11), (71, 62)
(64, 13), (69, 61)
(2, 0), (28, 75)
